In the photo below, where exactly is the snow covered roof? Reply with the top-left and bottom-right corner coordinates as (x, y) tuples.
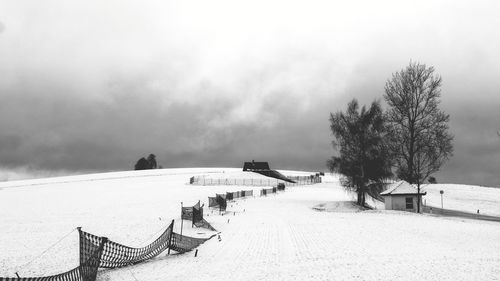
(380, 181), (427, 196)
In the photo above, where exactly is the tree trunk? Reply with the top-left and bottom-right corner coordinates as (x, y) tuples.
(361, 190), (366, 208)
(360, 164), (366, 207)
(417, 183), (421, 213)
(408, 125), (415, 184)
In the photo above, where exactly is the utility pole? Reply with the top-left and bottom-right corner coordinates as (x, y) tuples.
(440, 190), (444, 209)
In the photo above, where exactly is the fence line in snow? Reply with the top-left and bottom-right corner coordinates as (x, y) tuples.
(190, 175), (321, 187)
(1, 173), (322, 281)
(0, 219), (214, 281)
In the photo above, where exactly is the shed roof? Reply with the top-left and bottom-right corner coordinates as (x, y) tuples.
(380, 181), (426, 196)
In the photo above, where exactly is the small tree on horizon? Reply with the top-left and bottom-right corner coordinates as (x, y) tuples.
(134, 153), (159, 170)
(384, 61), (453, 212)
(147, 154), (158, 169)
(328, 99), (392, 207)
(134, 157), (149, 170)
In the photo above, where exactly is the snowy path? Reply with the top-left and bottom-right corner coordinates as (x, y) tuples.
(422, 205), (500, 222)
(102, 186), (500, 281)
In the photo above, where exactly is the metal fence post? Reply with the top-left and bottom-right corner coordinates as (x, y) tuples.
(167, 219), (174, 255)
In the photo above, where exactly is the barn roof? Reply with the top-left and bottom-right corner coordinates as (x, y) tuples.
(243, 161), (270, 171)
(380, 181), (427, 196)
(242, 161), (296, 183)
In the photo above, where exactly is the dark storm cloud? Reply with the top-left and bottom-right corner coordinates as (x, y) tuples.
(435, 101), (500, 187)
(0, 53), (340, 174)
(0, 0), (499, 187)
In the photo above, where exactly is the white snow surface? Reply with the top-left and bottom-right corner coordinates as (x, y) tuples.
(423, 183), (500, 216)
(0, 168), (499, 281)
(380, 181), (421, 195)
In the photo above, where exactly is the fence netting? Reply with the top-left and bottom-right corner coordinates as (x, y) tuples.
(261, 187), (279, 196)
(0, 235), (106, 281)
(192, 201), (203, 223)
(208, 197), (218, 207)
(191, 201), (217, 231)
(225, 190), (253, 201)
(208, 189), (254, 212)
(78, 220), (174, 269)
(216, 194), (227, 211)
(169, 232), (215, 254)
(242, 190), (253, 197)
(194, 218), (217, 231)
(190, 174), (321, 187)
(181, 206), (194, 220)
(209, 189), (255, 213)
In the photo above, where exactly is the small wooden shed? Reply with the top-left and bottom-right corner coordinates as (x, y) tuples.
(380, 181), (426, 212)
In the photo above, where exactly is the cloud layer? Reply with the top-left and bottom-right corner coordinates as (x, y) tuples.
(0, 0), (499, 186)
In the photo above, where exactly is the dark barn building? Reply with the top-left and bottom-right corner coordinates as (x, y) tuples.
(243, 161), (270, 171)
(242, 161), (295, 183)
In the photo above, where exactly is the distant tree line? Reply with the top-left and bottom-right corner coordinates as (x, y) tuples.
(135, 154), (159, 170)
(328, 61), (454, 212)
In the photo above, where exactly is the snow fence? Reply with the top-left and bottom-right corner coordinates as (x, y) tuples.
(190, 174), (321, 186)
(208, 190), (254, 212)
(1, 220), (214, 281)
(182, 201), (217, 231)
(78, 221), (174, 268)
(260, 187), (278, 196)
(169, 232), (216, 254)
(0, 234), (106, 281)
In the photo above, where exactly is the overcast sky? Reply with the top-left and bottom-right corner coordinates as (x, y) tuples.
(0, 0), (499, 186)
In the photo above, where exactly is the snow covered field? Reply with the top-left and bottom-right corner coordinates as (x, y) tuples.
(1, 168), (499, 280)
(423, 183), (500, 216)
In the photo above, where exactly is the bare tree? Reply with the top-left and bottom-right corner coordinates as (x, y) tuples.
(384, 61), (453, 212)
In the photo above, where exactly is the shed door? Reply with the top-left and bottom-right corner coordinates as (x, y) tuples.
(405, 197), (414, 209)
